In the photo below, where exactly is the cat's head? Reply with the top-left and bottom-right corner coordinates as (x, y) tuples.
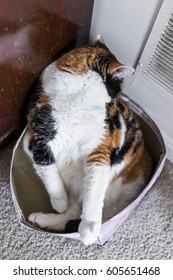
(93, 35), (134, 98)
(57, 35), (134, 98)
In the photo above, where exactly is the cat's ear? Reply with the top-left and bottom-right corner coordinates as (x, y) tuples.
(94, 34), (109, 50)
(110, 65), (134, 79)
(95, 34), (106, 45)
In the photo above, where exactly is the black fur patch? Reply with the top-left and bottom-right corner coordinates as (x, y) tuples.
(29, 103), (57, 166)
(133, 131), (143, 154)
(92, 54), (112, 77)
(105, 104), (121, 133)
(31, 141), (55, 165)
(110, 138), (135, 165)
(64, 219), (81, 233)
(105, 74), (123, 98)
(110, 113), (143, 165)
(116, 100), (125, 113)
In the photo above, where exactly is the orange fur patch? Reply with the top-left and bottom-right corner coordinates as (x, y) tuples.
(56, 46), (121, 77)
(56, 47), (95, 74)
(37, 95), (50, 108)
(120, 145), (152, 186)
(87, 125), (123, 166)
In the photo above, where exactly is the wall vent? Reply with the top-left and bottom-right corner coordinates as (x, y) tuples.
(145, 13), (173, 94)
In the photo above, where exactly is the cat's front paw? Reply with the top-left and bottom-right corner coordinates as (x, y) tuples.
(78, 220), (101, 245)
(50, 196), (68, 213)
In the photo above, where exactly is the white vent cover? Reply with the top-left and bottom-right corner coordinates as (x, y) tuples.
(134, 0), (173, 99)
(145, 14), (173, 94)
(126, 0), (173, 162)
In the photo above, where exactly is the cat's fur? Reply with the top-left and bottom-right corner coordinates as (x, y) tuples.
(23, 37), (152, 245)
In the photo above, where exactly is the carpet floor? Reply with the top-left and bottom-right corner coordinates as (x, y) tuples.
(0, 142), (173, 259)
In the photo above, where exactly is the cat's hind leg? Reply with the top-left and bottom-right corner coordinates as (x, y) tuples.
(28, 201), (81, 231)
(103, 177), (146, 221)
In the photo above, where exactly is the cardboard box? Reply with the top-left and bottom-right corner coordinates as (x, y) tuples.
(10, 95), (166, 245)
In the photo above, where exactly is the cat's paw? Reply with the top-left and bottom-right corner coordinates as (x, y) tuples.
(78, 220), (101, 245)
(28, 212), (50, 228)
(50, 196), (68, 213)
(28, 212), (67, 231)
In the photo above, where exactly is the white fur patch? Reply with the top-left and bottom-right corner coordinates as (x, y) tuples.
(42, 64), (111, 189)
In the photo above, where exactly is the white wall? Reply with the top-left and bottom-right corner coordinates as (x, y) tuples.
(90, 0), (163, 67)
(90, 0), (173, 162)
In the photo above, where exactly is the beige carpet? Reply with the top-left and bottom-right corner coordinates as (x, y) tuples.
(0, 142), (173, 260)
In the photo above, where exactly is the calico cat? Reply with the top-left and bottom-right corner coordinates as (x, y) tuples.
(23, 36), (152, 245)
